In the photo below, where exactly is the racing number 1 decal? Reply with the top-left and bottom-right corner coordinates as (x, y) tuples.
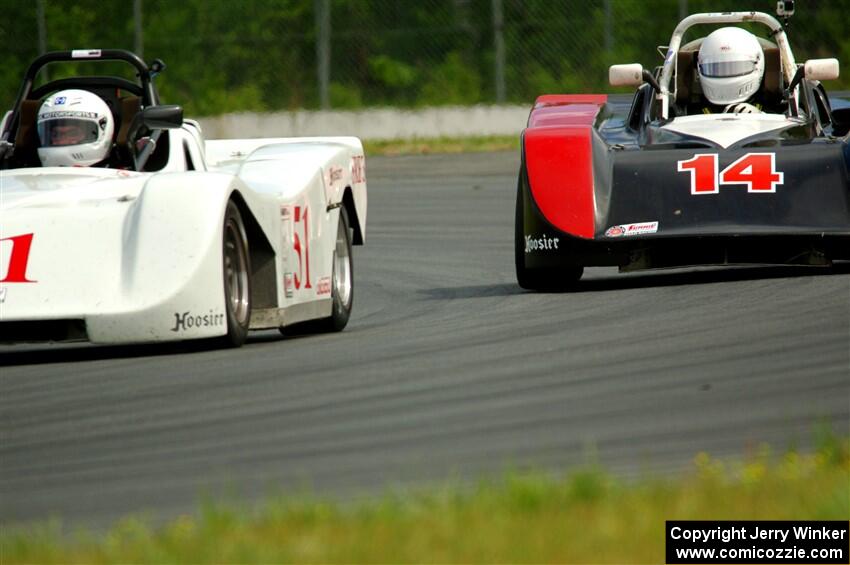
(678, 153), (783, 194)
(0, 233), (36, 283)
(677, 154), (718, 194)
(292, 206), (311, 290)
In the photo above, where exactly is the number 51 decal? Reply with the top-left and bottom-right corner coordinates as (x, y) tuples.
(677, 152), (783, 194)
(292, 206), (311, 290)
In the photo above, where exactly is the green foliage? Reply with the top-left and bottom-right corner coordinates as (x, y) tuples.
(419, 52), (482, 105)
(329, 82), (363, 108)
(1, 0), (848, 115)
(368, 55), (418, 89)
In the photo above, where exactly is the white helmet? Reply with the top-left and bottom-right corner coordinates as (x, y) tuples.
(697, 27), (765, 106)
(37, 89), (114, 167)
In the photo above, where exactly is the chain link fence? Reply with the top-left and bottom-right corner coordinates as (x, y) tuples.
(2, 0), (848, 116)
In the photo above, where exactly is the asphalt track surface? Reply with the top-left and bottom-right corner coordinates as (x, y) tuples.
(1, 152), (849, 528)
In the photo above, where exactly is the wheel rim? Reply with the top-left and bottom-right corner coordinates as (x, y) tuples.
(333, 218), (352, 308)
(224, 217), (250, 325)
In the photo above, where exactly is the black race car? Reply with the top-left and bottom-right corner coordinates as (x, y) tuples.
(516, 10), (850, 289)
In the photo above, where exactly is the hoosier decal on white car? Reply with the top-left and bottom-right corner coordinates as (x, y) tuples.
(605, 221), (659, 237)
(171, 310), (225, 332)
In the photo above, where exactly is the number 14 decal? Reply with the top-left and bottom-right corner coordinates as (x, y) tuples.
(677, 152), (783, 194)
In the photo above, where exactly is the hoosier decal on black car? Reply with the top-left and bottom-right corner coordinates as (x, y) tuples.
(524, 234), (560, 253)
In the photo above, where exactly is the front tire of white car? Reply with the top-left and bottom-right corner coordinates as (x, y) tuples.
(221, 200), (252, 347)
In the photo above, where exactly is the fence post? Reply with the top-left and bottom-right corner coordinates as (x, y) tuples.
(36, 0), (47, 54)
(316, 0), (331, 109)
(134, 0), (143, 59)
(604, 0), (613, 52)
(492, 0), (506, 103)
(36, 0), (48, 80)
(679, 0), (689, 20)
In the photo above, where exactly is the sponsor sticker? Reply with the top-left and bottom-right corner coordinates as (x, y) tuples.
(325, 166), (344, 202)
(54, 96), (66, 105)
(351, 155), (366, 184)
(38, 110), (97, 120)
(328, 166), (343, 184)
(604, 225), (625, 237)
(284, 272), (294, 297)
(71, 49), (102, 59)
(0, 287), (7, 303)
(317, 276), (332, 296)
(605, 221), (659, 237)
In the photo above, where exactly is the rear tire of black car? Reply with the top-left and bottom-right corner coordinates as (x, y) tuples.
(515, 179), (583, 290)
(221, 200), (252, 347)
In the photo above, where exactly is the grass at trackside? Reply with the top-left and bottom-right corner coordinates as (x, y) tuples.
(363, 135), (519, 156)
(1, 437), (847, 564)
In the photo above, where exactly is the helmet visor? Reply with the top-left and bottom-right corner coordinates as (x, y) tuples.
(699, 60), (758, 78)
(37, 118), (100, 147)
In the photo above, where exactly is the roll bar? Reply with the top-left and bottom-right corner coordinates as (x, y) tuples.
(657, 12), (796, 119)
(1, 49), (161, 148)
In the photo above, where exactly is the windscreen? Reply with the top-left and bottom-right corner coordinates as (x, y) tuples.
(698, 60), (758, 78)
(37, 117), (100, 147)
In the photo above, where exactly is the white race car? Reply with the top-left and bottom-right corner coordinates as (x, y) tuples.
(0, 49), (367, 347)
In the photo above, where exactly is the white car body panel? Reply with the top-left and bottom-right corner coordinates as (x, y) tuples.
(0, 125), (367, 344)
(660, 114), (805, 149)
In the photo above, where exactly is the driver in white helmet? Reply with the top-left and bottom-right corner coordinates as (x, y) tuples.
(36, 89), (115, 166)
(697, 27), (765, 114)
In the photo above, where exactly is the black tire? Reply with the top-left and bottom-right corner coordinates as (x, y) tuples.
(515, 178), (583, 290)
(285, 207), (353, 334)
(221, 200), (252, 347)
(326, 207), (354, 331)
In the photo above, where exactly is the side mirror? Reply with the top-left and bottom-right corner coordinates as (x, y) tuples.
(141, 104), (183, 129)
(804, 58), (839, 81)
(609, 64), (644, 87)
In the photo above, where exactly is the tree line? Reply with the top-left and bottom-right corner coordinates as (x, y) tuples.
(2, 0), (847, 116)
